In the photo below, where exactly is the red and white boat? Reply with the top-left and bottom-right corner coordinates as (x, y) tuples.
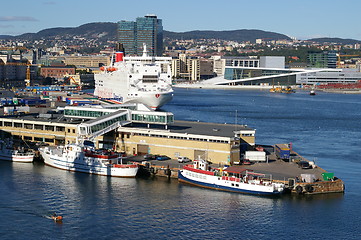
(178, 159), (285, 195)
(39, 143), (138, 177)
(0, 139), (34, 163)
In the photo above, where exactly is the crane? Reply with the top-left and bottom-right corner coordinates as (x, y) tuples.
(337, 54), (359, 68)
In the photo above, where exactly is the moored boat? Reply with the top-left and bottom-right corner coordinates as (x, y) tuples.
(178, 159), (285, 195)
(0, 139), (34, 163)
(39, 143), (138, 177)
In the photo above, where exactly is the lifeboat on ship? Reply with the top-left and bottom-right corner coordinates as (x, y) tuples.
(106, 67), (117, 72)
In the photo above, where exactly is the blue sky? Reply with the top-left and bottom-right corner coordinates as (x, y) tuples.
(1, 0), (361, 40)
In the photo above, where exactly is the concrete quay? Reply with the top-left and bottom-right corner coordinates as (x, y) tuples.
(133, 148), (345, 195)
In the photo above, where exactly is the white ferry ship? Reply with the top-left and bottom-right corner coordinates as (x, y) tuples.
(39, 143), (139, 177)
(94, 44), (173, 109)
(0, 139), (34, 163)
(178, 159), (285, 195)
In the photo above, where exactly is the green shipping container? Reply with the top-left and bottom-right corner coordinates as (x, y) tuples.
(322, 172), (334, 181)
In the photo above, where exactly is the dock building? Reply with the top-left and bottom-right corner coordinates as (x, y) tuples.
(0, 104), (255, 165)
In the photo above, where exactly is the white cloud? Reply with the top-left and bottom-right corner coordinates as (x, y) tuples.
(0, 16), (38, 22)
(43, 1), (56, 5)
(0, 24), (13, 28)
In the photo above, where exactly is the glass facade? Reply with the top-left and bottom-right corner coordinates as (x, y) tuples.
(118, 21), (137, 55)
(118, 15), (163, 56)
(225, 68), (294, 80)
(90, 115), (128, 133)
(64, 109), (112, 118)
(131, 113), (174, 124)
(308, 51), (337, 68)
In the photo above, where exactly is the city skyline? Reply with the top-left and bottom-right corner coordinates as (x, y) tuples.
(1, 0), (361, 40)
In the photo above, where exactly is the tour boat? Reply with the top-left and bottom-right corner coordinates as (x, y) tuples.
(39, 143), (138, 177)
(178, 159), (285, 195)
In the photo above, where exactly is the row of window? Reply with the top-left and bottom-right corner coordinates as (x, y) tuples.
(64, 109), (110, 118)
(23, 136), (56, 143)
(131, 114), (174, 124)
(135, 133), (229, 143)
(185, 171), (207, 180)
(0, 121), (66, 132)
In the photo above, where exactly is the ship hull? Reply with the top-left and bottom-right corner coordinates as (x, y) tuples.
(40, 148), (138, 177)
(178, 170), (282, 195)
(0, 152), (34, 163)
(124, 91), (173, 109)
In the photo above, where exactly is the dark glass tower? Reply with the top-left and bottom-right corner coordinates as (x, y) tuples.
(118, 14), (163, 56)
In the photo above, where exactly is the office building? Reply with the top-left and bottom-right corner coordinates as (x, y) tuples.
(118, 14), (163, 56)
(308, 51), (337, 68)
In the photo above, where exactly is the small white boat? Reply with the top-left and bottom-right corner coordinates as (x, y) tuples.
(39, 143), (138, 177)
(178, 159), (285, 195)
(310, 90), (316, 95)
(0, 139), (34, 163)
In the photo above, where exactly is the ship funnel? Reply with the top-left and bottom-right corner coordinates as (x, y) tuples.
(115, 52), (124, 62)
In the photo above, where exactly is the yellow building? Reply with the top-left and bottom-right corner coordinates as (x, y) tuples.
(116, 120), (255, 165)
(0, 105), (255, 165)
(63, 55), (110, 68)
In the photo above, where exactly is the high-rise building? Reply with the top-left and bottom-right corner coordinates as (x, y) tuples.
(118, 14), (163, 56)
(308, 51), (337, 68)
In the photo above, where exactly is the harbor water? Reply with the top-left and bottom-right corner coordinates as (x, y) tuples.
(1, 88), (360, 239)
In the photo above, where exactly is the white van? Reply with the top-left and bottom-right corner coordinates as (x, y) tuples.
(177, 156), (191, 163)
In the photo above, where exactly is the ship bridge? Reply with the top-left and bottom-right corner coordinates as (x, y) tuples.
(61, 104), (174, 142)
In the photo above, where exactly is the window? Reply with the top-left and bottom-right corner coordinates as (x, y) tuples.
(24, 136), (32, 141)
(34, 124), (43, 130)
(4, 122), (12, 127)
(45, 125), (54, 131)
(56, 126), (65, 132)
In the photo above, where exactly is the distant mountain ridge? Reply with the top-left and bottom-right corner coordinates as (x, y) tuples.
(0, 22), (118, 41)
(307, 37), (361, 45)
(0, 23), (290, 43)
(0, 22), (360, 45)
(164, 29), (291, 42)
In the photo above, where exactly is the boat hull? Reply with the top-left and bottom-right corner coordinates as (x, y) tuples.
(0, 153), (34, 163)
(125, 91), (173, 109)
(40, 148), (138, 177)
(178, 170), (282, 195)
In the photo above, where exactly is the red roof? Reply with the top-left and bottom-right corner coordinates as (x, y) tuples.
(223, 166), (250, 174)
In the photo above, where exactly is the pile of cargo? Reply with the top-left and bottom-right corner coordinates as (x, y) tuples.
(316, 80), (361, 89)
(0, 97), (46, 107)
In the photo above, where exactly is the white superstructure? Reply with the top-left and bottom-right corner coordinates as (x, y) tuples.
(94, 44), (173, 109)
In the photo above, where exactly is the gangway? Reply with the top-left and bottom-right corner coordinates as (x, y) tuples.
(77, 109), (130, 143)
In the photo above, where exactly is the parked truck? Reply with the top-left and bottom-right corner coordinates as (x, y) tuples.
(275, 144), (290, 161)
(244, 151), (267, 162)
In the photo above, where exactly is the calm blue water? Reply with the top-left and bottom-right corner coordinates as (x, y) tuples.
(1, 88), (360, 240)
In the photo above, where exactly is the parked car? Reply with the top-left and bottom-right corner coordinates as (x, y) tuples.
(156, 155), (171, 161)
(298, 161), (312, 169)
(242, 159), (251, 165)
(143, 154), (156, 160)
(178, 156), (192, 163)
